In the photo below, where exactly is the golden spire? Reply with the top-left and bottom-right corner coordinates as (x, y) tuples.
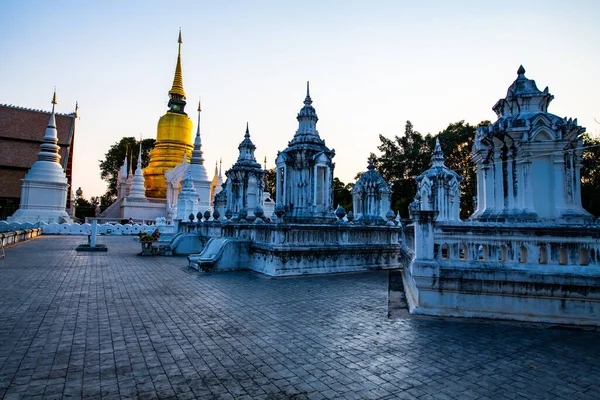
(169, 28), (186, 98)
(51, 90), (57, 105)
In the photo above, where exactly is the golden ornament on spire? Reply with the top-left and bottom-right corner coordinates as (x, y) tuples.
(169, 28), (186, 98)
(51, 90), (57, 105)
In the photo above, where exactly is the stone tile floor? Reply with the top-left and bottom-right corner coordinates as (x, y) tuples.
(0, 236), (599, 399)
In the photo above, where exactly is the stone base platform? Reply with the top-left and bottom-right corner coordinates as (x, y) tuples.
(75, 244), (108, 252)
(403, 260), (600, 326)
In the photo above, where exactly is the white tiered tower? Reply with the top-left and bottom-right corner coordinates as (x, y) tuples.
(225, 123), (265, 217)
(188, 100), (211, 208)
(126, 142), (148, 202)
(275, 82), (336, 223)
(412, 138), (462, 222)
(9, 91), (72, 224)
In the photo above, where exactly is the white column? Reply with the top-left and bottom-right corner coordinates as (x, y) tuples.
(552, 152), (565, 214)
(474, 167), (483, 215)
(506, 151), (515, 211)
(573, 152), (584, 209)
(482, 164), (494, 214)
(520, 156), (535, 212)
(493, 150), (504, 213)
(276, 166), (282, 204)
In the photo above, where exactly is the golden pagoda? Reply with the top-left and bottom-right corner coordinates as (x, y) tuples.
(143, 29), (194, 199)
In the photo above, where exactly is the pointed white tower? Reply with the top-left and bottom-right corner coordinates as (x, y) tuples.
(275, 82), (336, 223)
(126, 141), (149, 201)
(187, 99), (211, 208)
(413, 138), (462, 221)
(9, 91), (72, 223)
(116, 151), (129, 199)
(210, 159), (223, 205)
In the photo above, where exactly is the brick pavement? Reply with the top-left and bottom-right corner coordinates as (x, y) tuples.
(0, 236), (598, 399)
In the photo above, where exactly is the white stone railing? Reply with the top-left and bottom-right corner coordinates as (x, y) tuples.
(223, 223), (401, 247)
(431, 222), (600, 266)
(40, 222), (155, 236)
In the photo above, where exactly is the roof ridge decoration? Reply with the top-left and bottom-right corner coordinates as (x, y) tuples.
(0, 103), (77, 117)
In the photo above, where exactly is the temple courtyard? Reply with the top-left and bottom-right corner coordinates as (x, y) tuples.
(0, 237), (598, 400)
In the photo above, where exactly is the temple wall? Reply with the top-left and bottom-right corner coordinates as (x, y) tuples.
(404, 217), (600, 325)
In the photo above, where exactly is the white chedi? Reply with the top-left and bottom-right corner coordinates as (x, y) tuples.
(187, 100), (212, 208)
(126, 142), (148, 202)
(9, 91), (72, 224)
(175, 172), (200, 221)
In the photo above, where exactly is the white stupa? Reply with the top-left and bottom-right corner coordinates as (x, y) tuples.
(126, 142), (148, 202)
(188, 100), (211, 208)
(9, 91), (72, 224)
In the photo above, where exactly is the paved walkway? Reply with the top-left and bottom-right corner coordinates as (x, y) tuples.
(0, 236), (598, 399)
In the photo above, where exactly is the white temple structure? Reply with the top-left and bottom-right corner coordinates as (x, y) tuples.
(412, 138), (462, 222)
(403, 66), (600, 326)
(275, 82), (336, 223)
(186, 81), (408, 276)
(9, 92), (72, 224)
(471, 65), (592, 224)
(175, 173), (200, 221)
(224, 123), (265, 219)
(352, 159), (392, 224)
(187, 101), (211, 210)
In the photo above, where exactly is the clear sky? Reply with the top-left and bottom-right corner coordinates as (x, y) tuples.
(1, 0), (599, 198)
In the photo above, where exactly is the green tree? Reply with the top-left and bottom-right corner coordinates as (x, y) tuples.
(333, 177), (353, 212)
(433, 120), (482, 219)
(373, 120), (481, 218)
(373, 121), (431, 217)
(581, 133), (600, 217)
(98, 137), (155, 203)
(264, 167), (277, 197)
(74, 196), (95, 220)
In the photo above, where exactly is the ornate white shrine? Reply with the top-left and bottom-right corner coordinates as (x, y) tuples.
(224, 123), (265, 219)
(471, 66), (592, 224)
(412, 139), (462, 222)
(352, 159), (392, 224)
(275, 82), (336, 223)
(403, 66), (600, 326)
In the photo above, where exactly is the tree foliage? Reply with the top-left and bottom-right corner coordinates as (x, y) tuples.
(264, 167), (276, 197)
(373, 120), (600, 219)
(333, 177), (353, 212)
(98, 137), (155, 202)
(373, 120), (481, 219)
(581, 133), (600, 217)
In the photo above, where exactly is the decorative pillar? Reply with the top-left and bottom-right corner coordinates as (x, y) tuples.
(411, 210), (438, 260)
(482, 163), (495, 214)
(552, 151), (566, 213)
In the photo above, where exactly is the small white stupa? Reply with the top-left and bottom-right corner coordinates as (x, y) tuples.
(187, 99), (211, 209)
(126, 142), (149, 202)
(209, 159), (223, 205)
(9, 91), (72, 224)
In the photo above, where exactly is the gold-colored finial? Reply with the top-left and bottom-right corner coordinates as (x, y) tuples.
(169, 29), (186, 98)
(51, 90), (57, 105)
(198, 97), (202, 112)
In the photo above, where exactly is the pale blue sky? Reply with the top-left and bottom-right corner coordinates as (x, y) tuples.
(1, 1), (599, 197)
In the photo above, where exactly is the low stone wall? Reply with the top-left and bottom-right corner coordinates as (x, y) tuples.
(186, 221), (411, 276)
(0, 228), (41, 247)
(404, 259), (600, 326)
(404, 216), (600, 326)
(40, 222), (156, 236)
